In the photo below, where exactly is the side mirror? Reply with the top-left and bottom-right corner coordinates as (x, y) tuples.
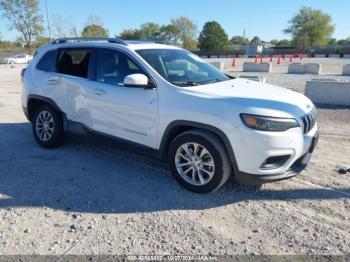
(123, 74), (153, 89)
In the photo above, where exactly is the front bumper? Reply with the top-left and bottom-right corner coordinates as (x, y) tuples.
(235, 152), (311, 185)
(227, 123), (318, 184)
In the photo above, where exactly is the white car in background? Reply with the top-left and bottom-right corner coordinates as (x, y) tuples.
(2, 54), (33, 64)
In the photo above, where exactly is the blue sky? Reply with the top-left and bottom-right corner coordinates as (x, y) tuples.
(1, 0), (349, 41)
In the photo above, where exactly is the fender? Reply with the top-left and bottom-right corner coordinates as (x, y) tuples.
(159, 120), (239, 173)
(27, 94), (68, 131)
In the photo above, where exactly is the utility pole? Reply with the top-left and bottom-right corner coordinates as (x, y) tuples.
(44, 0), (52, 41)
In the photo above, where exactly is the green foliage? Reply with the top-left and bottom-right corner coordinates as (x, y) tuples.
(198, 21), (229, 51)
(81, 24), (109, 37)
(81, 15), (108, 37)
(33, 36), (50, 48)
(328, 38), (338, 46)
(0, 0), (44, 49)
(270, 39), (292, 46)
(230, 35), (248, 45)
(337, 38), (350, 46)
(170, 16), (197, 50)
(119, 29), (141, 40)
(139, 22), (161, 39)
(119, 23), (161, 40)
(118, 16), (197, 50)
(284, 6), (335, 49)
(250, 36), (262, 45)
(160, 24), (180, 43)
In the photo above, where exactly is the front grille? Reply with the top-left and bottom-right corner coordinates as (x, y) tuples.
(301, 108), (317, 134)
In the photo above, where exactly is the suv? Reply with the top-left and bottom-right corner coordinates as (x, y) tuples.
(21, 37), (319, 193)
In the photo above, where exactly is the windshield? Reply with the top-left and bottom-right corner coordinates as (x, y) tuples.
(136, 49), (230, 86)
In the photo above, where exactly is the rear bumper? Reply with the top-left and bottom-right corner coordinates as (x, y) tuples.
(235, 152), (311, 185)
(22, 106), (29, 121)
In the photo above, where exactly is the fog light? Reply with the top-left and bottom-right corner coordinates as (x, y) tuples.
(260, 155), (291, 170)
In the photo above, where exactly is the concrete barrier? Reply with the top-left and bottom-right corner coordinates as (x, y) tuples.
(243, 62), (271, 72)
(210, 61), (225, 71)
(288, 63), (305, 74)
(305, 63), (322, 74)
(342, 64), (350, 75)
(288, 63), (321, 74)
(238, 75), (266, 83)
(305, 79), (350, 106)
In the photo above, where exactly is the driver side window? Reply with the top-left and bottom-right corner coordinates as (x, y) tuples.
(96, 49), (144, 86)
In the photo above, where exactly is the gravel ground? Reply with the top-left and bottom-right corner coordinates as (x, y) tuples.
(0, 63), (349, 256)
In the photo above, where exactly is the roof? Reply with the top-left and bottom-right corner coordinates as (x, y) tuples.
(50, 37), (181, 51)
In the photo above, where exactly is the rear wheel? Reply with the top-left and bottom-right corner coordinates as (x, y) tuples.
(32, 105), (64, 148)
(168, 129), (231, 193)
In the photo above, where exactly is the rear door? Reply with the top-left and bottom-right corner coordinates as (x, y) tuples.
(55, 48), (94, 128)
(87, 48), (158, 148)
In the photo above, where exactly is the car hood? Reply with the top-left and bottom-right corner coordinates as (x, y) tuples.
(181, 78), (314, 117)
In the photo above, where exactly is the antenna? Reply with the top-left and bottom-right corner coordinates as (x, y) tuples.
(44, 0), (52, 41)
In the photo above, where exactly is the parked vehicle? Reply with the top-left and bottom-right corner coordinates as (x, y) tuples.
(21, 37), (319, 193)
(2, 54), (33, 64)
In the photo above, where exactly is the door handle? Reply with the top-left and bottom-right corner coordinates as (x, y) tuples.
(93, 89), (106, 96)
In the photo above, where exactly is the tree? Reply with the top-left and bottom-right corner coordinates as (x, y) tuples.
(284, 6), (334, 49)
(34, 36), (50, 47)
(271, 39), (292, 46)
(139, 22), (161, 39)
(160, 24), (180, 43)
(250, 36), (262, 45)
(337, 38), (350, 46)
(119, 28), (141, 40)
(269, 39), (279, 45)
(0, 0), (44, 48)
(328, 38), (337, 46)
(81, 15), (108, 37)
(198, 21), (229, 51)
(119, 23), (161, 40)
(170, 16), (197, 50)
(51, 15), (77, 38)
(230, 35), (248, 45)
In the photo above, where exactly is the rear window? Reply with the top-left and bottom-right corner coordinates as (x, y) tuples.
(57, 49), (91, 78)
(37, 50), (56, 72)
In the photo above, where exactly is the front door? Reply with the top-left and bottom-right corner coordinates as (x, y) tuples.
(87, 48), (158, 148)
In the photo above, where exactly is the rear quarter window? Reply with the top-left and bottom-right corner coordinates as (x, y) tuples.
(37, 50), (56, 72)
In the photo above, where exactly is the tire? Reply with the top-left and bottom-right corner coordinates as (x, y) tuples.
(168, 129), (231, 193)
(32, 105), (64, 148)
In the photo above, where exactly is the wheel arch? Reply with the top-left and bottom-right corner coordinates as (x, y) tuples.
(27, 95), (66, 128)
(159, 120), (239, 172)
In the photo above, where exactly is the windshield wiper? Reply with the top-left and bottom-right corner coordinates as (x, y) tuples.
(200, 78), (224, 85)
(171, 81), (200, 86)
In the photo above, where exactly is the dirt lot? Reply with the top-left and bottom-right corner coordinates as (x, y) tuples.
(0, 62), (349, 256)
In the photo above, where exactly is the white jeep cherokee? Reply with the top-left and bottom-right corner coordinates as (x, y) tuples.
(21, 37), (319, 193)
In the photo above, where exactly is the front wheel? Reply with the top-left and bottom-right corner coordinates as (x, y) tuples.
(32, 105), (64, 148)
(168, 129), (231, 193)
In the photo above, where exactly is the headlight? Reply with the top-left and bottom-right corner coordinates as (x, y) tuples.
(240, 114), (300, 131)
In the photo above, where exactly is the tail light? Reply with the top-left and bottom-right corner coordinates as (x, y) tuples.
(21, 68), (26, 80)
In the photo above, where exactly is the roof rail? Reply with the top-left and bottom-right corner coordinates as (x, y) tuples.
(51, 37), (127, 45)
(124, 39), (176, 46)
